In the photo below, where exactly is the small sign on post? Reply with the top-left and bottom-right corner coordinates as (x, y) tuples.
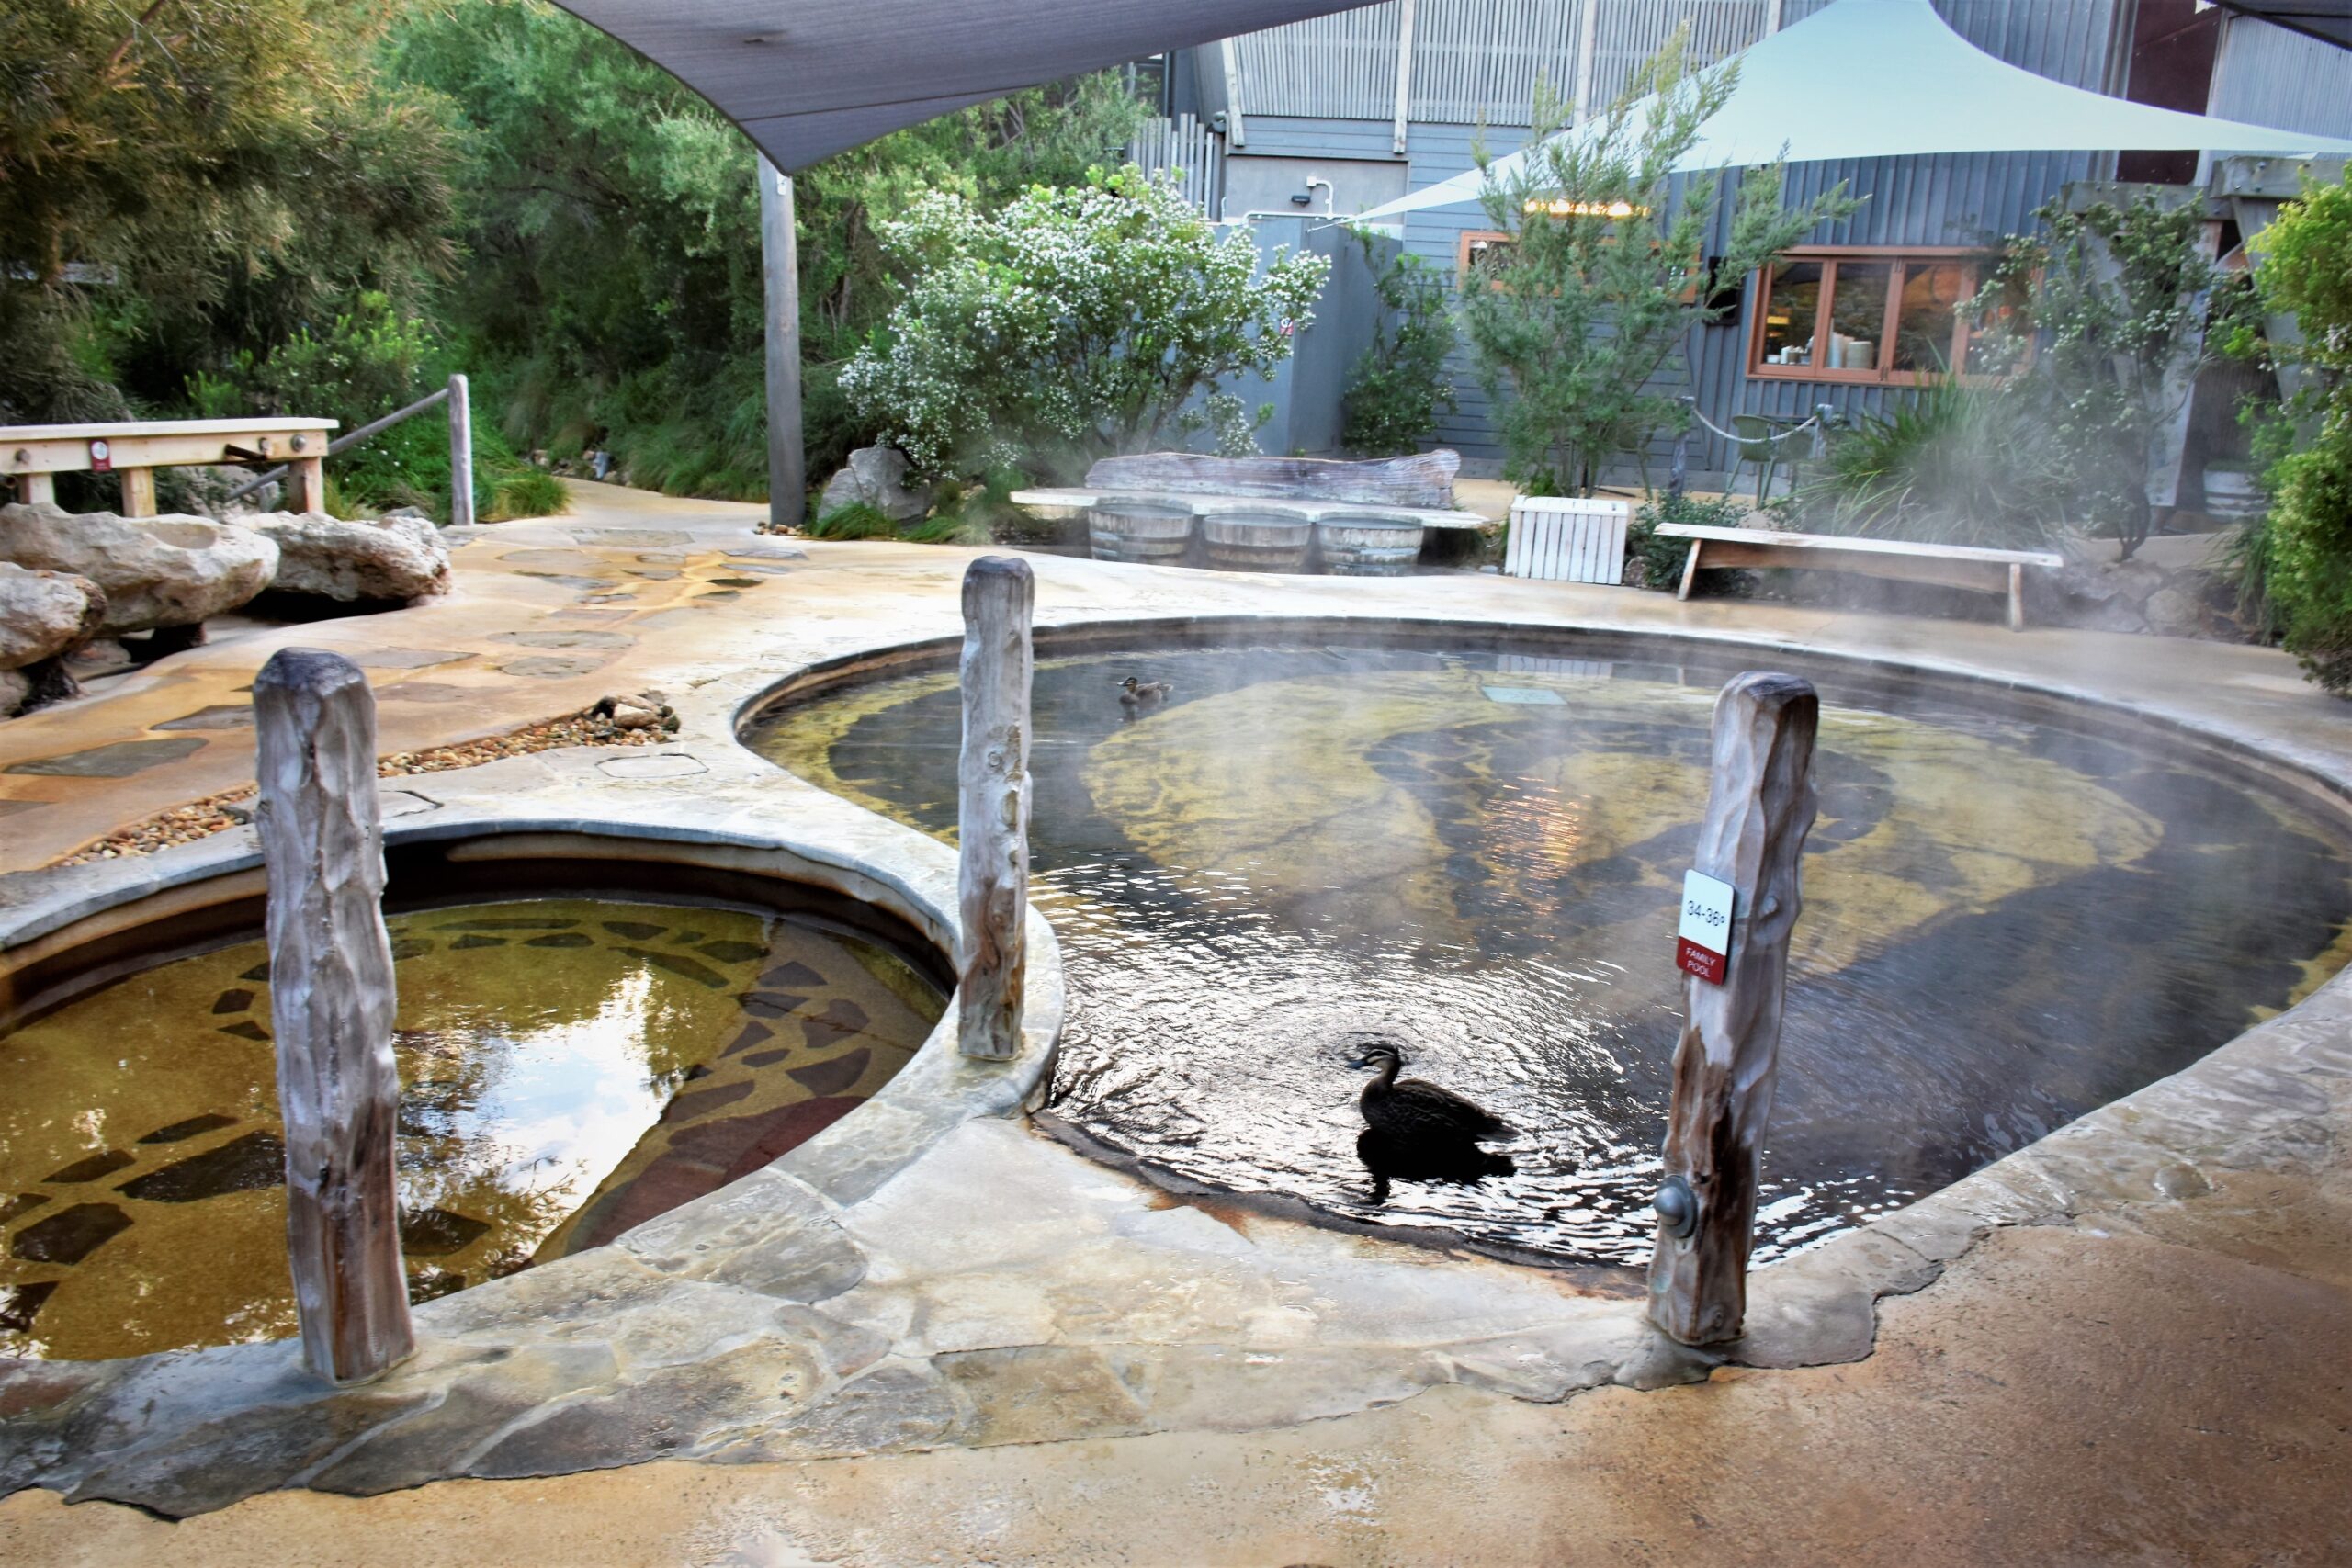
(1675, 870), (1734, 985)
(87, 438), (111, 474)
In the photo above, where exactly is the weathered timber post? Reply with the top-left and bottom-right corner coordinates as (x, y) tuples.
(1646, 671), (1819, 1346)
(447, 373), (475, 530)
(758, 154), (806, 532)
(254, 647), (415, 1383)
(956, 556), (1035, 1060)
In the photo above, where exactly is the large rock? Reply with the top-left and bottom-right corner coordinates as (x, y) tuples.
(0, 561), (106, 670)
(0, 667), (28, 718)
(0, 503), (277, 633)
(818, 446), (931, 525)
(245, 512), (451, 603)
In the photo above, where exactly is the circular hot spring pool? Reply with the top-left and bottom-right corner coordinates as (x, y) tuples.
(0, 854), (946, 1360)
(751, 629), (2352, 1267)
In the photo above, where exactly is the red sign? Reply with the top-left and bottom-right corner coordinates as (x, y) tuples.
(1675, 934), (1728, 985)
(87, 438), (112, 473)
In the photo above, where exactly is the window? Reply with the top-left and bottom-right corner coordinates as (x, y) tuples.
(1747, 249), (2020, 384)
(1458, 230), (1514, 288)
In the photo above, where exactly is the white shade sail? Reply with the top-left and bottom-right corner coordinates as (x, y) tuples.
(1355, 0), (2352, 223)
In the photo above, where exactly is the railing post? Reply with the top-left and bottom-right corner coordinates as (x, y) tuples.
(1647, 671), (1819, 1346)
(254, 647), (414, 1383)
(956, 556), (1034, 1061)
(446, 373), (474, 529)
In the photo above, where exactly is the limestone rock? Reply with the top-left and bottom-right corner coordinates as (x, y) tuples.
(2143, 585), (2206, 638)
(65, 637), (133, 675)
(818, 446), (930, 525)
(0, 667), (27, 718)
(0, 503), (277, 633)
(244, 512), (450, 604)
(0, 561), (106, 671)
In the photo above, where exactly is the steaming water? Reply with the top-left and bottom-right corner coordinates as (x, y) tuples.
(753, 639), (2352, 1266)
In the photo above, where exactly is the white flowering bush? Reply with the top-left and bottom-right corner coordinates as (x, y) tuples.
(841, 165), (1329, 479)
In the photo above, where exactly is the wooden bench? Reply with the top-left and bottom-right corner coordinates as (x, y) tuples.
(1657, 523), (2064, 631)
(3, 417), (339, 515)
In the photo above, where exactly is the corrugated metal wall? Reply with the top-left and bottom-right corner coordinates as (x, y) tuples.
(1409, 0), (1589, 124)
(2207, 15), (2352, 139)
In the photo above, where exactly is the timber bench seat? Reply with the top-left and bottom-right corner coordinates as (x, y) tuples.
(3, 417), (339, 516)
(1657, 523), (2064, 631)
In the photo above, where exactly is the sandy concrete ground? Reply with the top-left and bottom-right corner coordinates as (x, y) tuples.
(4, 480), (2349, 1564)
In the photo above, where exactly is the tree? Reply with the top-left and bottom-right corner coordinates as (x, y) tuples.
(1341, 242), (1458, 457)
(2232, 169), (2352, 693)
(840, 165), (1329, 482)
(1459, 32), (1855, 495)
(1976, 192), (2255, 559)
(0, 0), (456, 423)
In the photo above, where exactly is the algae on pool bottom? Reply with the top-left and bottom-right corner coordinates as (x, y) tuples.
(755, 642), (2352, 1265)
(0, 898), (943, 1361)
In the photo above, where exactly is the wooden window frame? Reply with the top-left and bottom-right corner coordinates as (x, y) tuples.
(1747, 246), (2014, 387)
(1457, 230), (1513, 290)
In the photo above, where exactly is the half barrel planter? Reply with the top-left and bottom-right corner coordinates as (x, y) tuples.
(1200, 508), (1315, 573)
(1088, 497), (1196, 566)
(1315, 513), (1427, 577)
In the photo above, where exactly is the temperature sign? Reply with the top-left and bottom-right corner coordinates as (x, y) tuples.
(1676, 870), (1735, 985)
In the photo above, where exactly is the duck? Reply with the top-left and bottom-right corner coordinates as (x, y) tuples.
(1349, 1042), (1515, 1144)
(1116, 675), (1174, 710)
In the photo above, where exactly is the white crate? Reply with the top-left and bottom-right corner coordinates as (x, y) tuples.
(1504, 496), (1631, 585)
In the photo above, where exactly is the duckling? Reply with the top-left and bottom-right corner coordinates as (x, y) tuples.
(1116, 675), (1174, 710)
(1349, 1042), (1515, 1144)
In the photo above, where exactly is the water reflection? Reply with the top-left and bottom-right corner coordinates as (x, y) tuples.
(0, 898), (943, 1359)
(753, 642), (2352, 1265)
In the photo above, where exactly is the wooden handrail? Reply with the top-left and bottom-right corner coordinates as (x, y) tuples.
(223, 378), (468, 510)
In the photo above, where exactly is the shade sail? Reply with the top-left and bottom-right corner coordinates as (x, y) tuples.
(546, 0), (1364, 172)
(1355, 0), (2352, 222)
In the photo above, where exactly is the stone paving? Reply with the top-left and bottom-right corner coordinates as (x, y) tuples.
(2, 480), (2350, 1562)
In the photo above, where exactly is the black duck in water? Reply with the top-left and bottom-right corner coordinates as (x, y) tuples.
(1349, 1042), (1515, 1144)
(1116, 675), (1174, 710)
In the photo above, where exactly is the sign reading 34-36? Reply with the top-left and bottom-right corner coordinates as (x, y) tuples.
(1676, 869), (1735, 985)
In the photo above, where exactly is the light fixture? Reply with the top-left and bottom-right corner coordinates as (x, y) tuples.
(1523, 198), (1651, 219)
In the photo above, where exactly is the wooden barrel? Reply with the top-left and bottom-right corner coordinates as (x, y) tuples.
(1200, 509), (1314, 573)
(1088, 498), (1195, 565)
(1315, 513), (1426, 576)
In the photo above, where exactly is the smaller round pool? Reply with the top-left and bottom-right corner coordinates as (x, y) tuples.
(0, 894), (944, 1361)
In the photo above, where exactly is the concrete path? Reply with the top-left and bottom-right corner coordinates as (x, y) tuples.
(3, 481), (2349, 1564)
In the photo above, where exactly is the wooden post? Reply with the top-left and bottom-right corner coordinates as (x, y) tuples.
(119, 467), (156, 518)
(956, 556), (1034, 1060)
(446, 374), (474, 529)
(758, 156), (806, 532)
(253, 647), (415, 1383)
(17, 473), (55, 506)
(286, 455), (326, 514)
(1646, 672), (1819, 1347)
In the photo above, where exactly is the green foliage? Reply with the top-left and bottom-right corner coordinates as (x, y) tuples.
(1628, 492), (1742, 589)
(2235, 169), (2352, 693)
(1801, 379), (2072, 549)
(486, 468), (571, 522)
(1341, 243), (1457, 456)
(805, 502), (903, 541)
(842, 166), (1328, 482)
(1976, 193), (2255, 559)
(0, 0), (457, 423)
(1459, 30), (1856, 495)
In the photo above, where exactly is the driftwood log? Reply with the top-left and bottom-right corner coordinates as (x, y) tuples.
(956, 556), (1035, 1060)
(1081, 449), (1460, 510)
(253, 647), (415, 1383)
(1646, 671), (1819, 1347)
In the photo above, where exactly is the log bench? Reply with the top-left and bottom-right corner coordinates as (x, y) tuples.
(3, 417), (339, 516)
(1657, 523), (2064, 631)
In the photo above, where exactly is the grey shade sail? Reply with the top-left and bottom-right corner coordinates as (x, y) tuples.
(544, 1), (1364, 173)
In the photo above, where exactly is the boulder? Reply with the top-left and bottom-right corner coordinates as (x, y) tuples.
(0, 668), (27, 718)
(0, 503), (277, 633)
(0, 561), (106, 671)
(818, 446), (931, 525)
(2143, 585), (2207, 638)
(244, 512), (450, 603)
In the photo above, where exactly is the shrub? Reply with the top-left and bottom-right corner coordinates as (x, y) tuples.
(1800, 380), (2073, 549)
(1341, 244), (1456, 456)
(805, 502), (902, 541)
(841, 165), (1328, 482)
(486, 468), (572, 522)
(1629, 492), (1746, 590)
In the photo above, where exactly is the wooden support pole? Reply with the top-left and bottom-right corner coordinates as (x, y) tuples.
(254, 647), (414, 1384)
(17, 473), (55, 506)
(1647, 671), (1819, 1347)
(956, 556), (1035, 1061)
(758, 156), (806, 532)
(119, 467), (156, 518)
(446, 373), (475, 529)
(286, 456), (326, 515)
